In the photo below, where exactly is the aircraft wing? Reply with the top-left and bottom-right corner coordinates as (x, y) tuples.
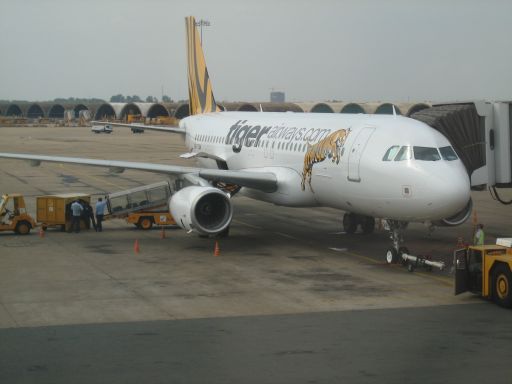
(91, 121), (184, 134)
(0, 153), (277, 193)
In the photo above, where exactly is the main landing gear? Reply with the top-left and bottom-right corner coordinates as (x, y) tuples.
(342, 213), (375, 235)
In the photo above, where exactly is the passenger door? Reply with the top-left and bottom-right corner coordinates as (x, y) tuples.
(454, 248), (469, 295)
(347, 127), (375, 182)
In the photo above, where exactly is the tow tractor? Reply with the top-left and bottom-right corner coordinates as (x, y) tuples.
(0, 194), (37, 235)
(454, 239), (512, 308)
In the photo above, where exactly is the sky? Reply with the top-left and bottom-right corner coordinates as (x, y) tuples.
(1, 0), (511, 103)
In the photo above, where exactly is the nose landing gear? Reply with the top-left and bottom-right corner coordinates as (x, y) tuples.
(384, 220), (445, 271)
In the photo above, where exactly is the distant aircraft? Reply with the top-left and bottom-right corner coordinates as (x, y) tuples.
(0, 16), (472, 262)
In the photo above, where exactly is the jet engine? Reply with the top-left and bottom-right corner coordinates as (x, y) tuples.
(169, 186), (233, 235)
(433, 198), (473, 227)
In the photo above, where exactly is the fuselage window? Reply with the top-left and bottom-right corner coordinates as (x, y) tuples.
(383, 145), (400, 161)
(439, 146), (458, 161)
(394, 146), (412, 161)
(293, 143), (297, 151)
(414, 146), (441, 161)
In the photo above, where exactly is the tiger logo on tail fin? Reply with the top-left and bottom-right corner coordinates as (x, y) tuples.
(301, 129), (351, 192)
(185, 16), (222, 116)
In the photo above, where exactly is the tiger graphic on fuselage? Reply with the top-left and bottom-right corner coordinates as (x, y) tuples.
(301, 128), (351, 192)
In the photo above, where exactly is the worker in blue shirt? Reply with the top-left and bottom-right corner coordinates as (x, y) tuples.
(70, 200), (83, 233)
(95, 197), (107, 232)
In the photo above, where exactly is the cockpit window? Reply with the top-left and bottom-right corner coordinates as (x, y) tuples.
(394, 146), (412, 161)
(382, 146), (400, 161)
(439, 146), (458, 161)
(413, 146), (441, 161)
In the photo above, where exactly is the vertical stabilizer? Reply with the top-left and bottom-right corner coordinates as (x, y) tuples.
(185, 16), (221, 116)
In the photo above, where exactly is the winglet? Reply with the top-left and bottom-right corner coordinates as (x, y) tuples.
(185, 16), (221, 116)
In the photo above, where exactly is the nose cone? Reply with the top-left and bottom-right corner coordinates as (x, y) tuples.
(429, 165), (471, 218)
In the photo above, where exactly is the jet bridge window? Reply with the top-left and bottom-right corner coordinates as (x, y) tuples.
(383, 146), (400, 161)
(414, 146), (441, 161)
(394, 146), (412, 161)
(439, 146), (458, 161)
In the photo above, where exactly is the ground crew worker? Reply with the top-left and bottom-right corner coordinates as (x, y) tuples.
(70, 200), (83, 233)
(83, 202), (97, 231)
(473, 224), (485, 245)
(95, 197), (106, 232)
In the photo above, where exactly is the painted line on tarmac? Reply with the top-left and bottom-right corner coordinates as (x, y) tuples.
(275, 232), (299, 240)
(234, 219), (298, 240)
(232, 219), (263, 230)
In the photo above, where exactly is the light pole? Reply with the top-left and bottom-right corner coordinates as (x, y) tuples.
(195, 19), (211, 44)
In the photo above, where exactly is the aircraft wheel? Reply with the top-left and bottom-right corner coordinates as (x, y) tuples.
(343, 213), (357, 234)
(386, 247), (398, 264)
(361, 216), (375, 234)
(138, 217), (153, 230)
(15, 221), (31, 235)
(492, 264), (512, 308)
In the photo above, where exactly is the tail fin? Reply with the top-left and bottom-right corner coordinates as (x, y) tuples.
(185, 16), (221, 116)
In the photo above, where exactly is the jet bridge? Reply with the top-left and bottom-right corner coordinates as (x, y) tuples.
(411, 101), (512, 204)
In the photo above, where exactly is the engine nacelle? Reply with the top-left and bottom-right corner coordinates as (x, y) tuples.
(433, 198), (473, 227)
(169, 186), (232, 235)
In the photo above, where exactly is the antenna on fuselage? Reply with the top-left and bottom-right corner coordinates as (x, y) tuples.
(392, 105), (397, 117)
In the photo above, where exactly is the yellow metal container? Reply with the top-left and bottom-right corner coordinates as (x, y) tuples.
(36, 193), (91, 230)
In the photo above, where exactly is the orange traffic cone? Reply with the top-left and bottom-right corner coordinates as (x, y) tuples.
(160, 227), (166, 239)
(134, 239), (140, 254)
(213, 241), (220, 257)
(39, 227), (45, 238)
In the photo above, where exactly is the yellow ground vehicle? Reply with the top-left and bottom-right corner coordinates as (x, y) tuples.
(105, 181), (175, 230)
(455, 239), (512, 307)
(37, 193), (92, 231)
(0, 194), (37, 235)
(126, 211), (176, 230)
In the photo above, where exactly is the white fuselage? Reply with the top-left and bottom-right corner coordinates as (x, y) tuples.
(180, 111), (471, 222)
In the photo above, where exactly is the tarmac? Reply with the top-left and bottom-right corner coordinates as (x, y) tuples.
(0, 126), (511, 383)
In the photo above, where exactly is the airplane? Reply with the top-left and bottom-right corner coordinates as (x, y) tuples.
(0, 16), (472, 263)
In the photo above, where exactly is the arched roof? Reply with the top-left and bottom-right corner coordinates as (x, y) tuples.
(310, 103), (334, 113)
(48, 104), (65, 119)
(173, 103), (190, 119)
(237, 103), (258, 112)
(147, 103), (170, 118)
(375, 103), (402, 115)
(95, 103), (117, 120)
(258, 102), (304, 112)
(6, 104), (22, 117)
(340, 103), (365, 114)
(120, 103), (143, 120)
(27, 103), (44, 118)
(74, 104), (89, 118)
(406, 103), (430, 117)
